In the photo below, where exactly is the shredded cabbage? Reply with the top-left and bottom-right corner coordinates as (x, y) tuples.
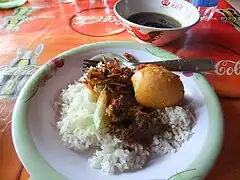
(93, 88), (108, 130)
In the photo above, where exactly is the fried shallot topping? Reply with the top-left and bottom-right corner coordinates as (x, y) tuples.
(82, 58), (134, 94)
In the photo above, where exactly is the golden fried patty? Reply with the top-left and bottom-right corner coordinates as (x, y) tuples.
(131, 65), (184, 109)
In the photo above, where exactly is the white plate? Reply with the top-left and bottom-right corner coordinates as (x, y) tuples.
(12, 41), (223, 180)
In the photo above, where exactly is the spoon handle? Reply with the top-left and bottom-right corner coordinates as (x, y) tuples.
(138, 58), (215, 72)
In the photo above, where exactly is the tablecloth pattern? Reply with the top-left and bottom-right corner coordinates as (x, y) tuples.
(0, 0), (240, 179)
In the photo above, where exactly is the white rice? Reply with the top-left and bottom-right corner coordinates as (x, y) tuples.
(56, 82), (195, 173)
(88, 134), (149, 173)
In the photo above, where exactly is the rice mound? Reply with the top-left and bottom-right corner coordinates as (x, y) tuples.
(56, 82), (195, 173)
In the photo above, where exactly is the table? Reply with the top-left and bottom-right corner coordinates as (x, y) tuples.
(0, 0), (240, 179)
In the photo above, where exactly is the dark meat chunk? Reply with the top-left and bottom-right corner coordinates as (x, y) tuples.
(106, 93), (137, 123)
(108, 107), (164, 146)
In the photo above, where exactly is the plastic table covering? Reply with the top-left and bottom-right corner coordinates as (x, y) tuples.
(0, 0), (240, 179)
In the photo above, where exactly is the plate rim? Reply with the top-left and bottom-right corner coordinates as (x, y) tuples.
(0, 0), (27, 9)
(12, 41), (224, 180)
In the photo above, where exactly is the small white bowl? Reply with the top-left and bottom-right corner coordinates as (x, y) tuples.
(114, 0), (200, 46)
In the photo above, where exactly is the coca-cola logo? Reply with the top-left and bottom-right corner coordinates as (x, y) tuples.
(70, 9), (125, 37)
(215, 60), (240, 75)
(28, 15), (56, 20)
(72, 15), (122, 26)
(162, 0), (170, 6)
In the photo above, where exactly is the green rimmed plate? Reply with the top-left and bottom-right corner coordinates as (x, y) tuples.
(0, 0), (27, 9)
(12, 41), (223, 180)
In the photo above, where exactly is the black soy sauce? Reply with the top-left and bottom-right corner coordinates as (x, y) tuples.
(127, 12), (181, 28)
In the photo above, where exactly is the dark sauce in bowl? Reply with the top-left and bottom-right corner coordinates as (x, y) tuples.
(127, 12), (181, 28)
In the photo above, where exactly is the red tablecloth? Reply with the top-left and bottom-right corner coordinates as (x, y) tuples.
(0, 0), (240, 179)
